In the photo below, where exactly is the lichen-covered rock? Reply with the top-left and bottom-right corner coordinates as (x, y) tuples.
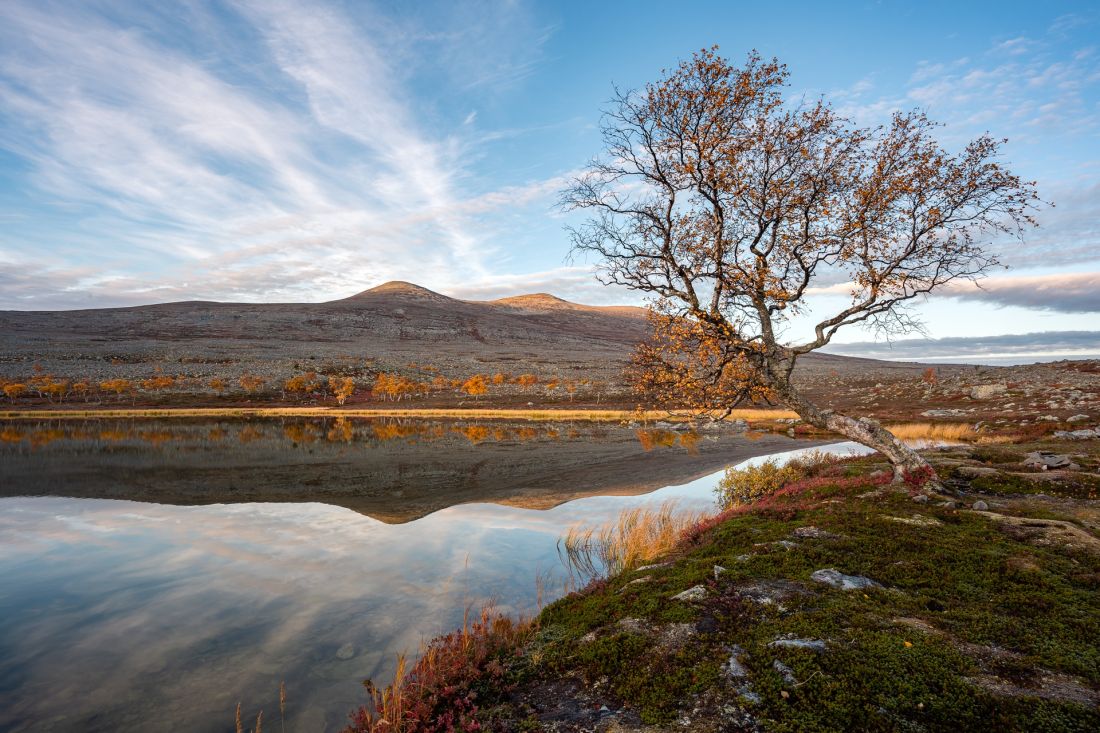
(810, 568), (883, 591)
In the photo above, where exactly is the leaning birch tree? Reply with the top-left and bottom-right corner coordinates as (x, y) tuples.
(563, 48), (1039, 482)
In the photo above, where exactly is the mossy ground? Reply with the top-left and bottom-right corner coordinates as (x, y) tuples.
(488, 441), (1100, 732)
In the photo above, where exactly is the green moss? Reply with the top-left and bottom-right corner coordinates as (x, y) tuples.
(513, 448), (1100, 730)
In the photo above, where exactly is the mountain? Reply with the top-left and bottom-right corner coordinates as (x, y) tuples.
(0, 281), (935, 396)
(0, 281), (652, 387)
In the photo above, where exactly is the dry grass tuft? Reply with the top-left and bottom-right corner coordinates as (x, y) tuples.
(558, 500), (709, 582)
(886, 422), (976, 442)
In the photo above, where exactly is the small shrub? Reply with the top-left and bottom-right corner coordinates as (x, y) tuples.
(715, 459), (804, 509)
(345, 607), (532, 733)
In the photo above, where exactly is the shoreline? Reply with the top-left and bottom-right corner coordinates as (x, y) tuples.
(0, 406), (799, 421)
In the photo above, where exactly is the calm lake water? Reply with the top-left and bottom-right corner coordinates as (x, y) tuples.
(0, 417), (854, 732)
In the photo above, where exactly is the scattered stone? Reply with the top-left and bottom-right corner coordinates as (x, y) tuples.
(1023, 451), (1080, 470)
(769, 637), (827, 653)
(1054, 429), (1099, 440)
(672, 585), (708, 602)
(580, 631), (598, 644)
(972, 500), (989, 511)
(1038, 414), (1060, 422)
(792, 526), (839, 540)
(335, 642), (356, 660)
(969, 383), (1007, 400)
(922, 408), (969, 418)
(955, 465), (999, 478)
(713, 564), (727, 580)
(773, 660), (799, 686)
(733, 553), (753, 562)
(885, 514), (943, 527)
(1067, 414), (1090, 423)
(810, 568), (883, 591)
(911, 494), (929, 504)
(776, 417), (801, 424)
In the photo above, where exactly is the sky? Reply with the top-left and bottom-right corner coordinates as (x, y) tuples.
(0, 0), (1098, 361)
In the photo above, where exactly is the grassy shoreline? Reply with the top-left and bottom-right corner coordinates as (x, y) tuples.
(0, 406), (799, 421)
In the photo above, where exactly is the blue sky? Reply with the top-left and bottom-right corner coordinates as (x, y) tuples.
(0, 0), (1098, 359)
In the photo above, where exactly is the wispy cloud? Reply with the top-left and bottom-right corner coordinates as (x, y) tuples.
(0, 0), (564, 309)
(942, 272), (1100, 313)
(806, 272), (1100, 315)
(823, 331), (1100, 363)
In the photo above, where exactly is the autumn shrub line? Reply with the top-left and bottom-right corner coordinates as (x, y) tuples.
(0, 365), (614, 407)
(344, 607), (534, 733)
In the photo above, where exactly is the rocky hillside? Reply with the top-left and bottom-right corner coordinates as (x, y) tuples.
(0, 281), (943, 406)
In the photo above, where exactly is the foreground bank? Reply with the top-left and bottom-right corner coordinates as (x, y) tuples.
(345, 437), (1100, 732)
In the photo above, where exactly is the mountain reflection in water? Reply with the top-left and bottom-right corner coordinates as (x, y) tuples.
(0, 418), (843, 732)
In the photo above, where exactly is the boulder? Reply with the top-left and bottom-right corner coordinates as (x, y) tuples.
(1067, 414), (1091, 423)
(969, 383), (1007, 400)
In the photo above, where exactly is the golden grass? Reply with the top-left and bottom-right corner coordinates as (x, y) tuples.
(0, 406), (797, 422)
(558, 499), (710, 582)
(885, 422), (976, 442)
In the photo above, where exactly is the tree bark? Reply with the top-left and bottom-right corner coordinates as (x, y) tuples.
(772, 376), (936, 486)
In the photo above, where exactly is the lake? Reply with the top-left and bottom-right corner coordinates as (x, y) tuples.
(0, 417), (848, 731)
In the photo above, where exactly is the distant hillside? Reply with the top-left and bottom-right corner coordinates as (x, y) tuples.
(0, 281), (650, 386)
(0, 281), (938, 404)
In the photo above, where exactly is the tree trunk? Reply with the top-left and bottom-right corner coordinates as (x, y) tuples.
(773, 377), (936, 487)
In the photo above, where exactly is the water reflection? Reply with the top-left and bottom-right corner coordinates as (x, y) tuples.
(0, 419), (848, 732)
(1, 418), (793, 523)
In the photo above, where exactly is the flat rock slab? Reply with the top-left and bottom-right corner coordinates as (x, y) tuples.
(811, 568), (883, 591)
(1023, 451), (1080, 470)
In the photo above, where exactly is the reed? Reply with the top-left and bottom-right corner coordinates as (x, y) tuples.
(558, 499), (709, 583)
